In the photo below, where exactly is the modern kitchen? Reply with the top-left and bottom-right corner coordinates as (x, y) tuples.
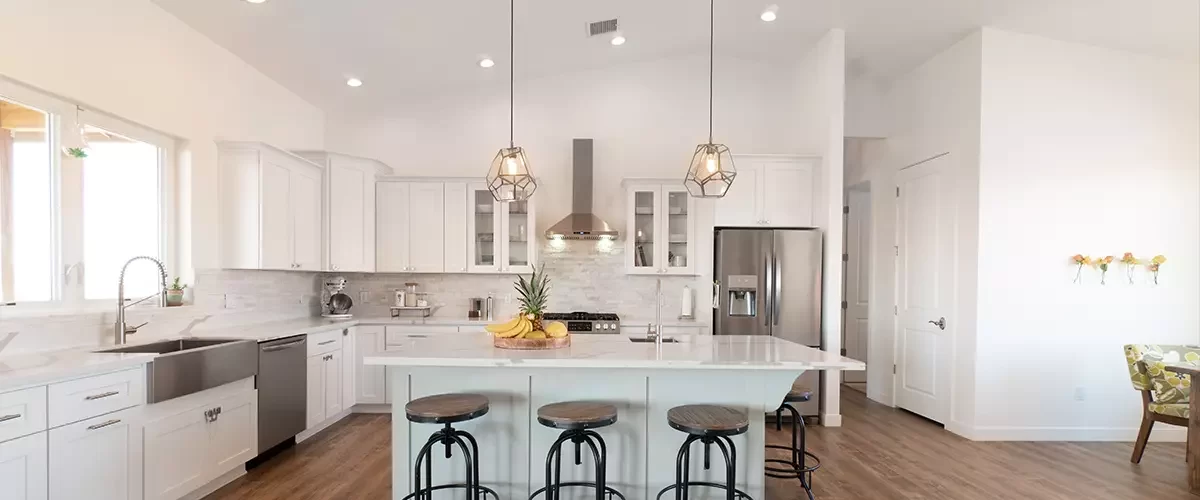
(4, 1), (1199, 500)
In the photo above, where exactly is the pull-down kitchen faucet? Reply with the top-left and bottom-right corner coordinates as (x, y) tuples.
(114, 256), (168, 345)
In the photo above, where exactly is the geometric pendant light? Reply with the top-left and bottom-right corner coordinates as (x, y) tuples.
(487, 0), (537, 203)
(683, 0), (736, 198)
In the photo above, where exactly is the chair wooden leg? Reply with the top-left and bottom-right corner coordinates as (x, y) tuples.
(1132, 417), (1154, 464)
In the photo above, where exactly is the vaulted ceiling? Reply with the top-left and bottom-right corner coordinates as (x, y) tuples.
(153, 0), (1200, 111)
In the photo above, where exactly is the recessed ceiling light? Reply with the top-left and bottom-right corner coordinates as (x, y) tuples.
(479, 58), (495, 68)
(610, 35), (626, 46)
(346, 78), (363, 87)
(245, 0), (267, 4)
(760, 5), (778, 22)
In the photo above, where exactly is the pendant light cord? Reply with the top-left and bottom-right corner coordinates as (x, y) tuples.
(708, 0), (714, 144)
(509, 0), (515, 148)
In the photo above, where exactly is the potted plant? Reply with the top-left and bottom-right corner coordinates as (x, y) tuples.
(167, 277), (187, 306)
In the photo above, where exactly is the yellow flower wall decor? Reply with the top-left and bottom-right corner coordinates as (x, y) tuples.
(1097, 255), (1114, 285)
(1071, 254), (1092, 284)
(1120, 253), (1138, 284)
(1149, 255), (1167, 285)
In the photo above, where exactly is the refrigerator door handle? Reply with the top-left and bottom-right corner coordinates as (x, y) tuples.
(763, 253), (773, 326)
(773, 253), (782, 326)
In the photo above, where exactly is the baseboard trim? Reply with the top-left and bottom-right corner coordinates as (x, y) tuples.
(820, 412), (843, 427)
(963, 425), (1187, 442)
(352, 403), (392, 414)
(296, 407), (352, 443)
(180, 466), (245, 500)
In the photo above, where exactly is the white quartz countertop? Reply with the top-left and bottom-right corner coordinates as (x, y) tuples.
(0, 348), (155, 392)
(365, 334), (866, 371)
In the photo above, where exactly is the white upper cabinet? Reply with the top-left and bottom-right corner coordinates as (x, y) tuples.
(624, 181), (696, 275)
(714, 157), (816, 228)
(219, 142), (325, 271)
(467, 183), (536, 274)
(295, 151), (392, 273)
(376, 181), (446, 273)
(442, 182), (468, 273)
(376, 182), (412, 273)
(376, 179), (534, 275)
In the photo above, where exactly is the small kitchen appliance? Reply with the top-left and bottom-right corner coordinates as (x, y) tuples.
(541, 312), (621, 334)
(321, 276), (353, 318)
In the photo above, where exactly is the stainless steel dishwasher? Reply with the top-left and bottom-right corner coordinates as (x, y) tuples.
(256, 334), (307, 455)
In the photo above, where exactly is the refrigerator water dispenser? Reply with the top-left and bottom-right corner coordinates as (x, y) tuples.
(726, 274), (758, 317)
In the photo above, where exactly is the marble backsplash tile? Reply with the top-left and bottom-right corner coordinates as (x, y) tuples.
(0, 269), (321, 355)
(332, 241), (706, 322)
(0, 242), (708, 355)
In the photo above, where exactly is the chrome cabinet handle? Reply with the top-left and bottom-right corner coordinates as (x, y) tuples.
(85, 391), (120, 401)
(318, 340), (335, 346)
(0, 414), (21, 424)
(928, 317), (946, 330)
(262, 339), (306, 352)
(87, 419), (121, 431)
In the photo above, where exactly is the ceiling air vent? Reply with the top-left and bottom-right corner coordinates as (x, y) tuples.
(587, 19), (619, 37)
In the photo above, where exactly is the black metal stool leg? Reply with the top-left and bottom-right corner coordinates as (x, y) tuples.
(712, 436), (735, 500)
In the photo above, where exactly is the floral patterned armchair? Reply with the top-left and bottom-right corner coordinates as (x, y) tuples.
(1124, 344), (1200, 463)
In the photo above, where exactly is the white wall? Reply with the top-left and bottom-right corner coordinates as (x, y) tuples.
(972, 29), (1200, 440)
(326, 52), (820, 237)
(0, 0), (326, 276)
(855, 31), (984, 436)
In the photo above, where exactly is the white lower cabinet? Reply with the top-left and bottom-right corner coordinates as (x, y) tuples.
(0, 432), (48, 500)
(49, 406), (143, 500)
(306, 348), (345, 428)
(355, 326), (387, 405)
(143, 385), (257, 500)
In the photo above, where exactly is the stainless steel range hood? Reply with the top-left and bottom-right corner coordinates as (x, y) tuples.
(544, 139), (619, 240)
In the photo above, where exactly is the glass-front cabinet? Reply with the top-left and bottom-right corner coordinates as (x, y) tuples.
(624, 181), (696, 275)
(467, 182), (536, 274)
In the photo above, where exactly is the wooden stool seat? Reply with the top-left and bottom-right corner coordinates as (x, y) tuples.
(785, 383), (813, 403)
(667, 404), (749, 436)
(537, 401), (619, 430)
(405, 393), (490, 424)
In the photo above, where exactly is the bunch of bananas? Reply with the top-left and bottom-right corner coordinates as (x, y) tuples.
(485, 315), (569, 340)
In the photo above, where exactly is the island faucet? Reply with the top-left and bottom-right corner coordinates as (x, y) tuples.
(114, 256), (168, 345)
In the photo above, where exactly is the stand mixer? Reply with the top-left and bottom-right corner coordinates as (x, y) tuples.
(321, 276), (354, 318)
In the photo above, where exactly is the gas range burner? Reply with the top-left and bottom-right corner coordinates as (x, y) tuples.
(542, 312), (621, 334)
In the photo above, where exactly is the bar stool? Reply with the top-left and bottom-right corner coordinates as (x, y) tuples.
(657, 404), (753, 500)
(766, 383), (820, 500)
(402, 393), (498, 500)
(530, 401), (625, 500)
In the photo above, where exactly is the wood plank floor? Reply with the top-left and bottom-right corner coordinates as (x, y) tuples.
(208, 389), (1195, 500)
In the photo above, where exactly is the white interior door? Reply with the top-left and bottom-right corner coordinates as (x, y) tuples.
(843, 189), (870, 384)
(895, 156), (954, 424)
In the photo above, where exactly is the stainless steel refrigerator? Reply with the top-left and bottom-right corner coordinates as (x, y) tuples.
(713, 228), (822, 416)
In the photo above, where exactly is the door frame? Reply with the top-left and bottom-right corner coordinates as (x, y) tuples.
(841, 182), (870, 385)
(890, 152), (954, 424)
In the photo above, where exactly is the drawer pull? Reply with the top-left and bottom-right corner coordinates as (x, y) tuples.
(0, 413), (21, 424)
(87, 419), (121, 431)
(85, 390), (121, 401)
(318, 340), (335, 346)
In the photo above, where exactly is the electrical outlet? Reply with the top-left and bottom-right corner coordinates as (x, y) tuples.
(359, 291), (369, 303)
(1073, 387), (1086, 401)
(504, 294), (512, 304)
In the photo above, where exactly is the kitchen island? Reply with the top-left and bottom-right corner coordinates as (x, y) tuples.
(365, 334), (864, 500)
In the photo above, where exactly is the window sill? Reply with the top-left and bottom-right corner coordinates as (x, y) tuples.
(0, 303), (197, 320)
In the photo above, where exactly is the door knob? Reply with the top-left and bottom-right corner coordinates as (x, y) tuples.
(928, 317), (946, 330)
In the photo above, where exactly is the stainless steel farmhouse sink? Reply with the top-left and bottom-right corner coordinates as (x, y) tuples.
(97, 338), (258, 403)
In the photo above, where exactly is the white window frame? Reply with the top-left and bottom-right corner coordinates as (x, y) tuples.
(0, 76), (178, 313)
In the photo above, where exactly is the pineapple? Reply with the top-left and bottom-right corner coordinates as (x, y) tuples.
(514, 265), (550, 332)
